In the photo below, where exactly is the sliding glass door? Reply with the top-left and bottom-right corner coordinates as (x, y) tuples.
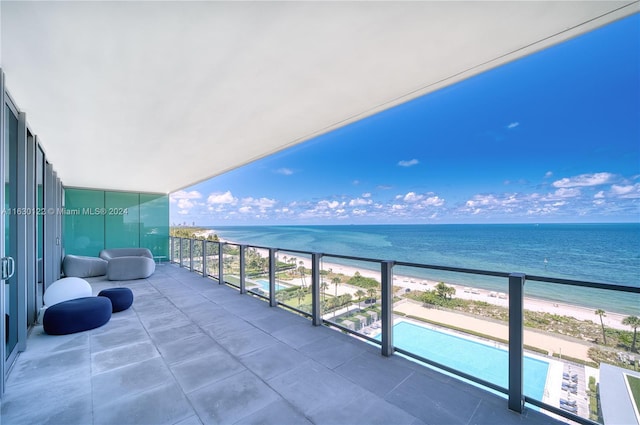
(4, 102), (18, 364)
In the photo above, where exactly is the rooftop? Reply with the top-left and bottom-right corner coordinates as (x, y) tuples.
(2, 264), (563, 425)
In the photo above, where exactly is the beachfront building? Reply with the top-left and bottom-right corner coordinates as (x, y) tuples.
(0, 2), (638, 424)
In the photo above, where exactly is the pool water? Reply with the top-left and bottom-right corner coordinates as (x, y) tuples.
(378, 321), (548, 400)
(255, 279), (287, 292)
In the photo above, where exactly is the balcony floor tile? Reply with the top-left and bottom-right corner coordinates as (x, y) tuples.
(2, 264), (566, 425)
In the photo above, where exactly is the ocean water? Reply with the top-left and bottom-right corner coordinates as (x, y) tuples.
(211, 224), (639, 314)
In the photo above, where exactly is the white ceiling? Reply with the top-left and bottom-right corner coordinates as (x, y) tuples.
(1, 1), (637, 193)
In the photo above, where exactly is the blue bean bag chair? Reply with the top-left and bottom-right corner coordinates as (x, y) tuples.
(43, 297), (112, 335)
(98, 288), (134, 312)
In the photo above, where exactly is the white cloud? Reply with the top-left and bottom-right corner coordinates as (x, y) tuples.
(275, 168), (294, 176)
(552, 172), (614, 188)
(349, 198), (372, 207)
(170, 190), (202, 203)
(177, 199), (195, 209)
(507, 122), (520, 129)
(554, 188), (581, 198)
(238, 206), (252, 214)
(398, 159), (419, 167)
(242, 197), (277, 209)
(403, 192), (424, 203)
(352, 209), (367, 216)
(544, 171), (553, 178)
(317, 200), (342, 209)
(362, 192), (372, 198)
(465, 194), (500, 208)
(177, 209), (189, 215)
(611, 183), (640, 199)
(594, 191), (605, 199)
(207, 191), (237, 205)
(391, 204), (405, 211)
(422, 196), (444, 207)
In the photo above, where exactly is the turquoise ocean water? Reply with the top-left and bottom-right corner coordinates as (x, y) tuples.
(211, 224), (639, 315)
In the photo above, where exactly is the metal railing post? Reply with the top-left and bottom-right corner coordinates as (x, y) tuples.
(381, 260), (394, 357)
(202, 240), (207, 278)
(170, 236), (174, 264)
(179, 237), (183, 268)
(239, 245), (246, 294)
(508, 272), (525, 413)
(218, 242), (225, 285)
(269, 248), (277, 307)
(311, 253), (322, 326)
(189, 239), (194, 271)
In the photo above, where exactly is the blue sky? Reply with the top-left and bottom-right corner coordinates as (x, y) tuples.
(171, 14), (640, 226)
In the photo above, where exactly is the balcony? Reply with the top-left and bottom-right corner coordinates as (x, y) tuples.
(1, 263), (564, 424)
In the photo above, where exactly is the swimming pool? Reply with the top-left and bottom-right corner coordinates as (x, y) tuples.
(254, 279), (287, 292)
(377, 321), (548, 400)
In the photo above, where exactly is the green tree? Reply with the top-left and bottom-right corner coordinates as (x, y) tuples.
(595, 309), (608, 345)
(332, 277), (341, 297)
(331, 277), (341, 317)
(320, 280), (329, 302)
(444, 285), (456, 300)
(435, 282), (449, 299)
(622, 315), (640, 352)
(354, 289), (366, 309)
(366, 288), (377, 302)
(296, 287), (306, 307)
(298, 262), (306, 287)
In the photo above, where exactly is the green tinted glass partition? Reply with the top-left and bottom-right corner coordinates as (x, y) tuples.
(140, 193), (169, 258)
(64, 188), (105, 256)
(105, 191), (140, 249)
(64, 188), (168, 257)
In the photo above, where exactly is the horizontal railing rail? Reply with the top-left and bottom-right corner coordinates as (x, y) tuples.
(168, 236), (638, 425)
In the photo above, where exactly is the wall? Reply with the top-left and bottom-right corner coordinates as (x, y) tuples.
(64, 188), (169, 258)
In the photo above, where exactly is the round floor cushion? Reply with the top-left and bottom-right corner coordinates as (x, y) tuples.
(43, 297), (112, 335)
(43, 277), (92, 307)
(98, 288), (134, 312)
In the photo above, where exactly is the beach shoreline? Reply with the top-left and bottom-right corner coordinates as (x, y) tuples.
(214, 232), (631, 330)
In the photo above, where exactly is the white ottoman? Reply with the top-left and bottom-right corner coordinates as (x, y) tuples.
(44, 277), (92, 307)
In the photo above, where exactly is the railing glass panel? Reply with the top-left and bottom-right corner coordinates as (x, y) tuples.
(171, 237), (180, 264)
(241, 246), (270, 297)
(392, 264), (510, 393)
(180, 238), (190, 268)
(205, 241), (219, 280)
(192, 240), (204, 273)
(522, 282), (639, 424)
(222, 243), (241, 287)
(320, 256), (382, 339)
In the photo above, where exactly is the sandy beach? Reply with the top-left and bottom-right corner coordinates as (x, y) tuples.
(214, 233), (631, 330)
(287, 256), (629, 330)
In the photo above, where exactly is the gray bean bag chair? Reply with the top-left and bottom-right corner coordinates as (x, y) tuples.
(99, 248), (155, 281)
(62, 255), (108, 278)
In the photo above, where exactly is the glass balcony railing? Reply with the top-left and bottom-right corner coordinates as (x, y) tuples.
(168, 236), (639, 425)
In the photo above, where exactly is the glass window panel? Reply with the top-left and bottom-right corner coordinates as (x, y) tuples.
(64, 188), (105, 256)
(139, 193), (169, 258)
(104, 191), (139, 249)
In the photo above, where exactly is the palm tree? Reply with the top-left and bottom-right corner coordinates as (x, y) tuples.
(332, 277), (341, 297)
(296, 287), (306, 307)
(595, 309), (607, 345)
(331, 277), (341, 317)
(320, 280), (329, 302)
(622, 315), (640, 352)
(367, 288), (377, 303)
(435, 282), (449, 299)
(444, 285), (456, 300)
(354, 289), (366, 309)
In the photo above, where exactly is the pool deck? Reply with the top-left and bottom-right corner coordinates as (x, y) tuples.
(1, 264), (567, 424)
